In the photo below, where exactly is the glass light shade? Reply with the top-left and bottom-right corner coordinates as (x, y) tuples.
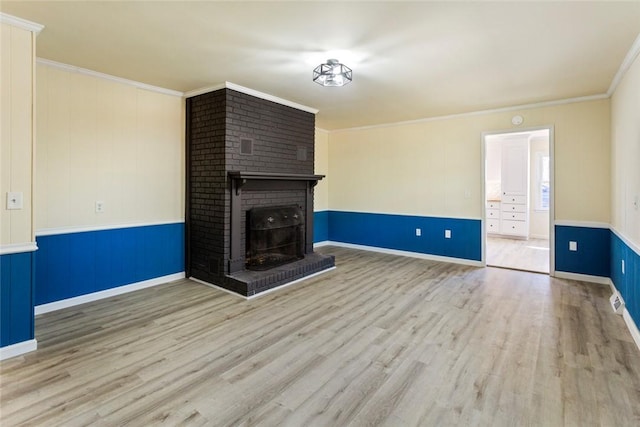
(313, 59), (352, 87)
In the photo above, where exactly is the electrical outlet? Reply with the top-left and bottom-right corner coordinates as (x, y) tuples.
(569, 241), (577, 251)
(415, 228), (421, 237)
(95, 201), (105, 213)
(622, 259), (625, 275)
(445, 229), (451, 239)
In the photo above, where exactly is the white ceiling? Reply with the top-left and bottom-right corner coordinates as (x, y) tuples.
(2, 1), (639, 130)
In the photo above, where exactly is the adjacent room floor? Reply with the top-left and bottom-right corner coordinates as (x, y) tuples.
(486, 236), (550, 273)
(1, 246), (639, 425)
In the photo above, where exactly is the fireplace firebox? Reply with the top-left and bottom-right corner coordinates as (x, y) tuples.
(246, 205), (304, 270)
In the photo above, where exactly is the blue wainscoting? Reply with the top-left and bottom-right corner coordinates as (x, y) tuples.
(326, 211), (481, 261)
(611, 231), (639, 326)
(0, 251), (35, 347)
(313, 211), (329, 243)
(36, 223), (184, 305)
(555, 225), (610, 277)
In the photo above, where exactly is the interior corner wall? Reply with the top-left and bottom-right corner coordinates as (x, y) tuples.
(313, 128), (329, 242)
(34, 63), (185, 306)
(0, 21), (37, 349)
(610, 47), (640, 326)
(326, 99), (611, 263)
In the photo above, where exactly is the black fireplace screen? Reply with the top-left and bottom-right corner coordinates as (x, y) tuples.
(246, 205), (304, 271)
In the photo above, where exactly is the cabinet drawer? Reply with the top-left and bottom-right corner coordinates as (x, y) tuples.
(487, 219), (500, 233)
(501, 203), (527, 213)
(502, 211), (526, 221)
(502, 195), (527, 204)
(487, 208), (500, 219)
(486, 201), (501, 210)
(501, 220), (528, 236)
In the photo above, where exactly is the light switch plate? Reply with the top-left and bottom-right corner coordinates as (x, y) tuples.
(445, 229), (451, 239)
(6, 192), (23, 210)
(569, 241), (577, 251)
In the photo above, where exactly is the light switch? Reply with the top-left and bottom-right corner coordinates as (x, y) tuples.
(445, 229), (452, 239)
(569, 241), (577, 251)
(6, 192), (23, 210)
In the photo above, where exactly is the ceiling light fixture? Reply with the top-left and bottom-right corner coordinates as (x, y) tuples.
(313, 59), (352, 87)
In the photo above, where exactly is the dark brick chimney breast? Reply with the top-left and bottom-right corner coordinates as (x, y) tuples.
(186, 88), (334, 296)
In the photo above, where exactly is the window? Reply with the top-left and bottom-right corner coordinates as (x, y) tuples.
(536, 153), (550, 211)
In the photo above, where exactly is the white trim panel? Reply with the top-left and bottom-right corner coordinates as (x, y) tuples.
(553, 220), (611, 229)
(325, 241), (483, 267)
(0, 242), (38, 255)
(608, 279), (640, 353)
(0, 339), (37, 361)
(553, 271), (611, 285)
(314, 241), (331, 248)
(608, 32), (640, 96)
(623, 308), (640, 353)
(611, 226), (640, 258)
(36, 58), (183, 97)
(184, 82), (319, 114)
(0, 13), (43, 33)
(319, 209), (481, 222)
(331, 94), (608, 133)
(35, 220), (184, 237)
(35, 272), (185, 315)
(190, 266), (336, 300)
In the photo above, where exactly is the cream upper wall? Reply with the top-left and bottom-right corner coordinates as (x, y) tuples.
(329, 99), (610, 223)
(611, 49), (640, 246)
(314, 128), (329, 212)
(36, 63), (184, 232)
(0, 22), (35, 245)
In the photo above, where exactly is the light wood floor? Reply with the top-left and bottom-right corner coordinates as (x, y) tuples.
(2, 246), (639, 426)
(487, 236), (550, 273)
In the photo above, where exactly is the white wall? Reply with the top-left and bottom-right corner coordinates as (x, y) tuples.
(0, 21), (36, 246)
(314, 128), (329, 211)
(328, 99), (610, 224)
(35, 63), (184, 232)
(611, 43), (640, 246)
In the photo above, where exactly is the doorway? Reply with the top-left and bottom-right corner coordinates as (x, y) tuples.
(482, 127), (553, 274)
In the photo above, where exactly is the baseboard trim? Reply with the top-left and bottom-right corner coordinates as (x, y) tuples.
(324, 241), (483, 267)
(623, 309), (640, 353)
(313, 241), (331, 248)
(0, 339), (37, 361)
(35, 272), (186, 315)
(190, 266), (337, 300)
(553, 271), (611, 285)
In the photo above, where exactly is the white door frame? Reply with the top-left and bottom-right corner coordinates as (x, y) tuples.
(481, 125), (555, 275)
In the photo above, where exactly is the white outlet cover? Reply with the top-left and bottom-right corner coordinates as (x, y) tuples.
(622, 259), (625, 274)
(569, 241), (577, 251)
(6, 192), (23, 210)
(95, 201), (105, 213)
(445, 230), (451, 239)
(415, 228), (421, 237)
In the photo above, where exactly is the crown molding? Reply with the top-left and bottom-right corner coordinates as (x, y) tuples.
(607, 32), (640, 96)
(36, 58), (183, 97)
(0, 13), (43, 34)
(184, 82), (319, 114)
(330, 94), (608, 133)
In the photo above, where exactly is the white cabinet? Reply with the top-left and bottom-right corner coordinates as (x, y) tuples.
(486, 201), (501, 235)
(501, 140), (529, 195)
(499, 139), (529, 238)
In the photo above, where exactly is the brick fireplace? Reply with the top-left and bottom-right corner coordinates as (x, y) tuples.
(185, 86), (335, 296)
